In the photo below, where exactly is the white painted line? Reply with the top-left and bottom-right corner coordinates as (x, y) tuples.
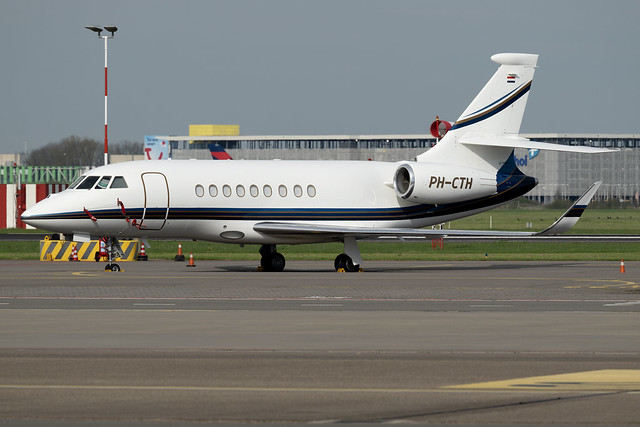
(604, 301), (640, 307)
(132, 303), (177, 306)
(301, 304), (344, 307)
(469, 304), (513, 307)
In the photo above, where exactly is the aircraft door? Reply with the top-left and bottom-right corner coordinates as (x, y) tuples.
(140, 172), (169, 230)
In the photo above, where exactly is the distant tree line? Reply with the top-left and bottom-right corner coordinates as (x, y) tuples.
(26, 136), (143, 166)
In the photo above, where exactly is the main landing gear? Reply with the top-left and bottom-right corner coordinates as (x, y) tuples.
(334, 253), (360, 272)
(259, 244), (286, 272)
(334, 236), (363, 272)
(258, 237), (363, 273)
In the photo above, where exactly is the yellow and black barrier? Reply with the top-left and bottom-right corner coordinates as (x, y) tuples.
(40, 238), (140, 262)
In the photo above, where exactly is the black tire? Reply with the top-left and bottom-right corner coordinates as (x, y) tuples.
(335, 253), (359, 272)
(344, 257), (359, 272)
(260, 255), (272, 271)
(334, 253), (350, 271)
(110, 264), (121, 272)
(269, 252), (286, 272)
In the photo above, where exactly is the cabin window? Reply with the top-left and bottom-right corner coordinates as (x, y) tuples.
(209, 184), (218, 197)
(69, 175), (86, 189)
(307, 185), (317, 197)
(250, 185), (259, 197)
(95, 176), (111, 189)
(110, 176), (128, 188)
(263, 185), (272, 197)
(293, 185), (303, 198)
(76, 176), (99, 190)
(195, 184), (205, 197)
(278, 185), (287, 197)
(236, 185), (245, 197)
(222, 185), (232, 197)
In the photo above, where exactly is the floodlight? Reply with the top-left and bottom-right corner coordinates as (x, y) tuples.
(85, 26), (103, 36)
(104, 26), (118, 36)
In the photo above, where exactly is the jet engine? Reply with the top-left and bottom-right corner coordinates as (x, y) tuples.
(393, 163), (497, 204)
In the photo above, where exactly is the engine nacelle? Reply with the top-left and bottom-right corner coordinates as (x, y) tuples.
(393, 163), (497, 204)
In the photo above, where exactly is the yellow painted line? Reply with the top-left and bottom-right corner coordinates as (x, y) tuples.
(446, 369), (640, 391)
(4, 371), (640, 394)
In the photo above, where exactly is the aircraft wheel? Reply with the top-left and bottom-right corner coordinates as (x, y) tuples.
(335, 253), (359, 272)
(334, 253), (348, 271)
(261, 253), (286, 272)
(269, 252), (286, 272)
(110, 263), (121, 272)
(344, 258), (359, 272)
(104, 263), (112, 271)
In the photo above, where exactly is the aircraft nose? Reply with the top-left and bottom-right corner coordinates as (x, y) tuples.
(20, 197), (56, 228)
(21, 204), (41, 227)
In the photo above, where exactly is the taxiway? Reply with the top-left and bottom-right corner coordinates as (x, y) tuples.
(1, 260), (639, 425)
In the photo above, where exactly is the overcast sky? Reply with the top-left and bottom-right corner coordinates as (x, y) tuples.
(1, 0), (638, 153)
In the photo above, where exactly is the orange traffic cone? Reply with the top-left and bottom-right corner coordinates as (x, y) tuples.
(69, 244), (79, 261)
(186, 252), (196, 267)
(137, 243), (148, 261)
(620, 259), (625, 273)
(175, 242), (185, 261)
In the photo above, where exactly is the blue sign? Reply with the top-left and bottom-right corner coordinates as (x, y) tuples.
(514, 149), (540, 167)
(528, 148), (540, 160)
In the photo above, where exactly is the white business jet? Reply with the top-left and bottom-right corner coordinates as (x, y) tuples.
(22, 53), (612, 272)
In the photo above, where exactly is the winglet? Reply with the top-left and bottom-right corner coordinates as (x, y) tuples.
(537, 181), (601, 236)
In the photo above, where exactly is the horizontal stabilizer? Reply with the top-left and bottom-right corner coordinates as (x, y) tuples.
(461, 136), (617, 153)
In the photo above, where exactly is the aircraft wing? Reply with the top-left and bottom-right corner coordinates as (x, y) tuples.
(254, 182), (602, 241)
(253, 221), (533, 241)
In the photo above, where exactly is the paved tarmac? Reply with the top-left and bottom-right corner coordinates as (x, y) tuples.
(1, 259), (639, 426)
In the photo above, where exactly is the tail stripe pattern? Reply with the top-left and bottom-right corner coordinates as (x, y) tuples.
(451, 81), (532, 131)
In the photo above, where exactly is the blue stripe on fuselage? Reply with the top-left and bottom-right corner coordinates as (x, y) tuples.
(21, 172), (537, 224)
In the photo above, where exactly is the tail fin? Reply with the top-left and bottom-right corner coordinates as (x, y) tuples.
(417, 53), (539, 170)
(208, 143), (232, 160)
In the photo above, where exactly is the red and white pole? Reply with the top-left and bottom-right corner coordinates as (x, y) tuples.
(103, 35), (109, 166)
(85, 26), (116, 166)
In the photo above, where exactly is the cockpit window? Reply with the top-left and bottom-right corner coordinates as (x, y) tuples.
(95, 176), (112, 189)
(110, 176), (128, 188)
(68, 175), (86, 189)
(76, 176), (100, 190)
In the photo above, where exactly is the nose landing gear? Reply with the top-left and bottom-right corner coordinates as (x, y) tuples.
(102, 237), (124, 272)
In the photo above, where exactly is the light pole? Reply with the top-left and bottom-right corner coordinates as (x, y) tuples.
(85, 26), (117, 166)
